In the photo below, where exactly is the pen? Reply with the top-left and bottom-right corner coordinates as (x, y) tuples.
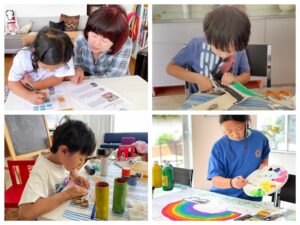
(90, 203), (96, 220)
(24, 82), (37, 92)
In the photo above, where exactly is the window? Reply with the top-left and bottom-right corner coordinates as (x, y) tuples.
(152, 115), (192, 168)
(257, 115), (295, 152)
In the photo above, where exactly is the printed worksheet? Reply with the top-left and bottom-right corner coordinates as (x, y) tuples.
(69, 80), (131, 110)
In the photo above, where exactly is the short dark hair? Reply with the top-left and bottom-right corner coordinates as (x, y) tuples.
(31, 26), (74, 71)
(219, 115), (250, 124)
(84, 5), (129, 55)
(50, 119), (96, 156)
(204, 6), (251, 52)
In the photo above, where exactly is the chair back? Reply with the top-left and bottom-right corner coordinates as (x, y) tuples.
(173, 167), (193, 187)
(272, 174), (296, 207)
(246, 44), (272, 87)
(7, 160), (35, 187)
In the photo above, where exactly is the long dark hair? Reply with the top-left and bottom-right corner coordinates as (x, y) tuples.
(29, 26), (74, 71)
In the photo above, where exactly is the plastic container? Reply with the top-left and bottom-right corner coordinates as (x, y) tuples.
(152, 161), (162, 188)
(162, 161), (174, 191)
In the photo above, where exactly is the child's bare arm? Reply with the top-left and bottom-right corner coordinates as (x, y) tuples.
(235, 72), (250, 84)
(27, 76), (64, 90)
(212, 175), (247, 189)
(18, 185), (88, 220)
(7, 81), (47, 105)
(166, 61), (213, 92)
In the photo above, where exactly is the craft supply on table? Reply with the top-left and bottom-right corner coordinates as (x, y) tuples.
(112, 177), (128, 214)
(121, 167), (131, 179)
(128, 175), (137, 186)
(243, 165), (289, 197)
(152, 161), (162, 188)
(84, 165), (96, 175)
(95, 181), (109, 220)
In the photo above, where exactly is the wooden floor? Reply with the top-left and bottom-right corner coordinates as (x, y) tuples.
(153, 85), (185, 96)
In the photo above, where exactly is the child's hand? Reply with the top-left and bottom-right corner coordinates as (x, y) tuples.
(28, 92), (48, 105)
(258, 163), (268, 170)
(64, 185), (89, 200)
(73, 175), (90, 189)
(197, 76), (213, 92)
(231, 176), (248, 189)
(70, 68), (85, 84)
(221, 72), (237, 86)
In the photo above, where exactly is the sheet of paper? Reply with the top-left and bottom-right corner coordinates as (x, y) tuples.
(21, 86), (72, 111)
(68, 80), (131, 111)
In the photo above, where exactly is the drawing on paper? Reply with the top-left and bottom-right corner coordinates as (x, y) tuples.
(161, 199), (241, 221)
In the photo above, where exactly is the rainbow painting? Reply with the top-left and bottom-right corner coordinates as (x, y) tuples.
(161, 199), (241, 221)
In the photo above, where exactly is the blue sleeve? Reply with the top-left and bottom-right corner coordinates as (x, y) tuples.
(172, 39), (195, 68)
(236, 50), (250, 74)
(262, 135), (270, 159)
(207, 143), (226, 180)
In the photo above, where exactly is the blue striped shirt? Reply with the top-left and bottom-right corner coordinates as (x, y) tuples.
(74, 32), (133, 77)
(173, 37), (250, 78)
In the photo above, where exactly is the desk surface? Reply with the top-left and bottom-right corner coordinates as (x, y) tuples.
(5, 76), (148, 111)
(41, 161), (148, 221)
(152, 188), (295, 221)
(153, 85), (295, 110)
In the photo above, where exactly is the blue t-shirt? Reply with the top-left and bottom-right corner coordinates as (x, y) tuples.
(172, 37), (250, 92)
(207, 129), (270, 201)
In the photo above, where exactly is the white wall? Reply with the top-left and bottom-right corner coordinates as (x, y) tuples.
(4, 4), (134, 17)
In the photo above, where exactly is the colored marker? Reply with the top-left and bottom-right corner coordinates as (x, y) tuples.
(90, 203), (96, 220)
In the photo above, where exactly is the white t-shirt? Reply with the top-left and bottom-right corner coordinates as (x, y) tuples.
(19, 154), (70, 206)
(8, 48), (75, 82)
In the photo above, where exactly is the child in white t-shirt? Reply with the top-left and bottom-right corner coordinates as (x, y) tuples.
(8, 26), (75, 105)
(18, 119), (96, 220)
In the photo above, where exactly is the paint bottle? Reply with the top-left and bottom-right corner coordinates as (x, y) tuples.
(152, 161), (162, 188)
(162, 161), (174, 191)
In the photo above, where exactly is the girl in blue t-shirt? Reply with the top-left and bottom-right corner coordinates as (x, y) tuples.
(207, 115), (270, 201)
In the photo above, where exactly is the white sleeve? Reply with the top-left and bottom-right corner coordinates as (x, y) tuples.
(8, 51), (31, 81)
(18, 170), (50, 205)
(54, 57), (75, 77)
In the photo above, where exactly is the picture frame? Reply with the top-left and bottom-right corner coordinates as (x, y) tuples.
(87, 4), (107, 16)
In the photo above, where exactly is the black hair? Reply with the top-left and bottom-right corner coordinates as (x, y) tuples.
(50, 118), (96, 156)
(30, 26), (74, 71)
(220, 115), (250, 152)
(219, 115), (250, 124)
(203, 5), (251, 52)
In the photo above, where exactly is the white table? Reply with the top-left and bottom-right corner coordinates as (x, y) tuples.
(152, 188), (295, 221)
(40, 161), (148, 221)
(5, 76), (148, 111)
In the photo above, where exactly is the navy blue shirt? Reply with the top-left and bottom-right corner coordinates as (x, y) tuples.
(207, 129), (270, 201)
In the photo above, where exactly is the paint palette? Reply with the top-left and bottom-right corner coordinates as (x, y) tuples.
(243, 165), (289, 197)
